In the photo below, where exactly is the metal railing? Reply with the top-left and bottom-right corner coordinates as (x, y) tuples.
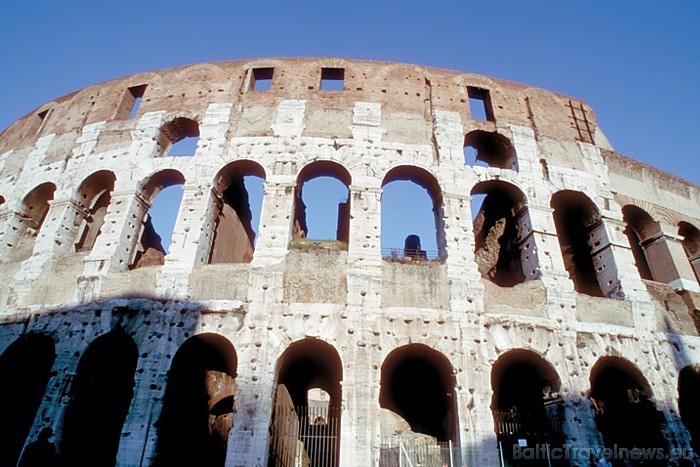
(269, 405), (340, 467)
(381, 248), (441, 261)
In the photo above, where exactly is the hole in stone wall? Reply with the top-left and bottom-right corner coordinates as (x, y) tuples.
(551, 190), (622, 299)
(251, 67), (274, 91)
(117, 84), (147, 120)
(540, 159), (550, 181)
(464, 130), (517, 170)
(293, 161), (350, 243)
(270, 338), (342, 466)
(679, 222), (700, 284)
(472, 181), (538, 286)
(679, 365), (700, 454)
(589, 357), (667, 465)
(467, 86), (494, 121)
(26, 108), (52, 136)
(154, 333), (237, 467)
(381, 166), (443, 261)
(74, 170), (116, 252)
(622, 205), (670, 282)
(209, 161), (266, 264)
(9, 183), (56, 262)
(320, 68), (345, 91)
(380, 344), (457, 443)
(131, 170), (185, 269)
(491, 350), (563, 466)
(0, 334), (55, 467)
(58, 330), (137, 466)
(158, 117), (200, 157)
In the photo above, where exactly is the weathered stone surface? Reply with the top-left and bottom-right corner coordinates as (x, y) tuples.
(0, 58), (699, 466)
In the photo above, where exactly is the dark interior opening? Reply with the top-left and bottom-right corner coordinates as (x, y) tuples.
(154, 333), (237, 467)
(0, 334), (55, 467)
(58, 330), (138, 466)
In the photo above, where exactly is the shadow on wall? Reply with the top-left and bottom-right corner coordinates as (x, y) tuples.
(0, 295), (239, 467)
(2, 296), (700, 466)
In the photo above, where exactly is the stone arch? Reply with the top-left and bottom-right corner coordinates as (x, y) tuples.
(679, 365), (700, 453)
(20, 182), (56, 232)
(293, 160), (351, 242)
(157, 117), (200, 157)
(58, 329), (138, 466)
(74, 170), (116, 252)
(8, 182), (57, 261)
(380, 344), (457, 443)
(381, 165), (445, 260)
(471, 180), (539, 286)
(154, 333), (237, 467)
(130, 169), (186, 269)
(551, 190), (622, 299)
(464, 130), (518, 170)
(24, 102), (56, 138)
(622, 205), (678, 284)
(269, 338), (342, 467)
(0, 333), (55, 467)
(589, 357), (667, 465)
(679, 222), (700, 283)
(209, 160), (266, 264)
(490, 349), (563, 465)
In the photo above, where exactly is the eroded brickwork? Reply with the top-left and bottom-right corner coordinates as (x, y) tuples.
(1, 58), (700, 466)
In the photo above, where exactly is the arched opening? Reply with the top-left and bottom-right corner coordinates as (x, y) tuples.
(74, 170), (116, 252)
(622, 206), (676, 283)
(491, 349), (563, 466)
(381, 166), (444, 261)
(292, 161), (350, 243)
(590, 357), (667, 466)
(58, 330), (138, 466)
(679, 222), (700, 284)
(209, 160), (266, 264)
(130, 169), (185, 269)
(154, 333), (237, 467)
(551, 191), (622, 299)
(0, 334), (55, 467)
(472, 181), (539, 286)
(269, 338), (342, 467)
(9, 182), (56, 261)
(380, 345), (457, 443)
(464, 130), (518, 170)
(158, 117), (200, 157)
(679, 365), (700, 454)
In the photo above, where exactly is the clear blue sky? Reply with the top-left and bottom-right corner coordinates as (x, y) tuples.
(2, 1), (699, 253)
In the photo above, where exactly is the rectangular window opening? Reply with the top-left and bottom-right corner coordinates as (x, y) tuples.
(116, 84), (147, 120)
(251, 67), (274, 91)
(35, 109), (51, 134)
(467, 86), (494, 121)
(320, 67), (345, 91)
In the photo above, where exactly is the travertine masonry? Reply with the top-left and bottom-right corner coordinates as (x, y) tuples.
(1, 58), (700, 467)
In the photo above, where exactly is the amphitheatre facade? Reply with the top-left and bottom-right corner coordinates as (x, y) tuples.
(1, 57), (700, 466)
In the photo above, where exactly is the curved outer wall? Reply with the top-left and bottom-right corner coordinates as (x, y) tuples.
(1, 57), (700, 465)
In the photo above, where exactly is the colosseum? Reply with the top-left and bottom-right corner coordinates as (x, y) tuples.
(0, 57), (699, 467)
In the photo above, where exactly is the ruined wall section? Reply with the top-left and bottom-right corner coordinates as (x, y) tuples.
(0, 59), (699, 466)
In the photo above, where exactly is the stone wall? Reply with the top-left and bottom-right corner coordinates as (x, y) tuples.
(0, 58), (699, 466)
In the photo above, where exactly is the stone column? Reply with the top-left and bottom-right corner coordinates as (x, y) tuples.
(0, 211), (32, 262)
(157, 184), (215, 298)
(443, 191), (484, 312)
(346, 181), (383, 308)
(82, 191), (149, 276)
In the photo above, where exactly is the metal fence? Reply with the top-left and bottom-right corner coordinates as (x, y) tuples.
(381, 248), (441, 261)
(269, 405), (340, 467)
(378, 440), (505, 467)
